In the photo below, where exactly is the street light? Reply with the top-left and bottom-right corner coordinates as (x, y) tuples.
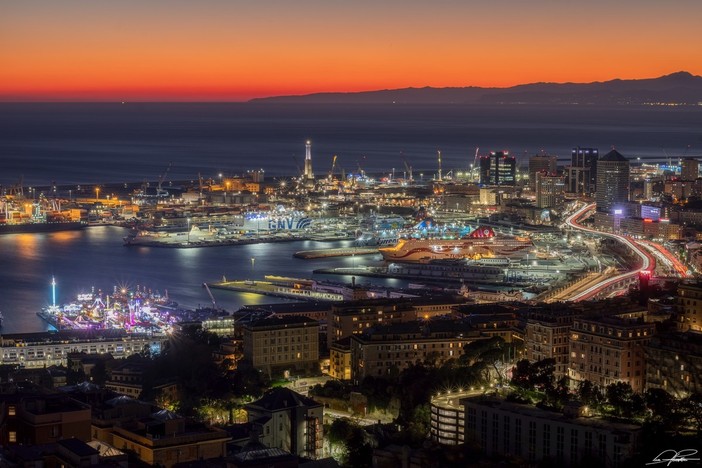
(251, 257), (255, 283)
(187, 218), (191, 243)
(95, 187), (100, 200)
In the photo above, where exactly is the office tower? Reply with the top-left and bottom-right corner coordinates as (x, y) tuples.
(479, 151), (516, 186)
(681, 157), (699, 181)
(535, 172), (565, 209)
(567, 147), (598, 194)
(528, 154), (557, 190)
(595, 149), (630, 213)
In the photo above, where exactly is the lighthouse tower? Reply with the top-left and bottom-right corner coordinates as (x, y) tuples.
(304, 140), (315, 183)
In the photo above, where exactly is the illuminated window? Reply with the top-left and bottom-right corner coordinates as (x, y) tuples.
(9, 431), (16, 443)
(8, 406), (16, 416)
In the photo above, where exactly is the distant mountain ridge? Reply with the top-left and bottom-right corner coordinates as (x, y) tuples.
(251, 71), (702, 105)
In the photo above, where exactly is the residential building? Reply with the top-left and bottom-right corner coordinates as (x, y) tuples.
(681, 157), (699, 181)
(678, 282), (702, 332)
(329, 337), (352, 381)
(110, 410), (230, 468)
(595, 150), (630, 214)
(245, 387), (323, 459)
(644, 331), (702, 398)
(525, 309), (580, 378)
(105, 357), (179, 401)
(0, 389), (91, 446)
(569, 315), (655, 392)
(462, 396), (641, 466)
(242, 316), (319, 375)
(349, 321), (485, 381)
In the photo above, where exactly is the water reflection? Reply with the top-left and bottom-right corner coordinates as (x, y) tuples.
(0, 228), (406, 334)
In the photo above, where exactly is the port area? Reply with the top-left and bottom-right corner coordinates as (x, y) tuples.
(313, 265), (536, 287)
(124, 233), (308, 248)
(207, 276), (344, 302)
(293, 247), (379, 259)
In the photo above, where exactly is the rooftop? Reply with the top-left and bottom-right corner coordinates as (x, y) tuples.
(246, 387), (322, 412)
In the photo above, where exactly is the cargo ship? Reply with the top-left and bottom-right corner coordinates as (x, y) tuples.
(0, 220), (87, 234)
(379, 226), (533, 263)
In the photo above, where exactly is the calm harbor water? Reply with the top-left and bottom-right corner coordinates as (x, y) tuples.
(0, 227), (400, 334)
(2, 103), (702, 187)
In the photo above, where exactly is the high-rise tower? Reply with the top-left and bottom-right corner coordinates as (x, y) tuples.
(595, 149), (630, 213)
(304, 140), (314, 182)
(567, 147), (598, 195)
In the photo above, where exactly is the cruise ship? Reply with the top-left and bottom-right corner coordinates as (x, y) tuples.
(379, 227), (533, 263)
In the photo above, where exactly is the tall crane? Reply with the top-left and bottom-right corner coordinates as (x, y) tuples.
(472, 147), (480, 182)
(157, 162), (172, 197)
(401, 152), (413, 182)
(437, 150), (443, 181)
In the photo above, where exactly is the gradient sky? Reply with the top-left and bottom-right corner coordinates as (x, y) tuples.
(2, 0), (701, 101)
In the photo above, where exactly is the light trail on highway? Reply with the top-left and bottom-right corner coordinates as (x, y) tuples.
(564, 203), (655, 301)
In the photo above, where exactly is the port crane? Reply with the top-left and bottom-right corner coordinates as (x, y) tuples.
(156, 162), (172, 197)
(202, 282), (218, 309)
(401, 152), (413, 182)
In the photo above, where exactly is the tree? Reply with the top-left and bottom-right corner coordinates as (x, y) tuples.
(511, 358), (555, 392)
(605, 382), (645, 418)
(577, 380), (604, 409)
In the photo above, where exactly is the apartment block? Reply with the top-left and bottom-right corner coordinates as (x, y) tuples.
(245, 387), (323, 459)
(462, 396), (640, 466)
(242, 316), (319, 375)
(568, 316), (655, 392)
(349, 321), (484, 382)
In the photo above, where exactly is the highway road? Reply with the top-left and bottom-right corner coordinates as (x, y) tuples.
(564, 204), (655, 301)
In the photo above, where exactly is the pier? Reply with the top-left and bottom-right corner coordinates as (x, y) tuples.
(293, 247), (379, 259)
(207, 279), (344, 302)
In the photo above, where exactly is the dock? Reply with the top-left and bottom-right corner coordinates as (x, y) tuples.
(293, 247), (379, 259)
(207, 279), (344, 302)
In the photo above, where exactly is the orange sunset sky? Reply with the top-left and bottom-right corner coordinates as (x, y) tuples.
(2, 0), (701, 101)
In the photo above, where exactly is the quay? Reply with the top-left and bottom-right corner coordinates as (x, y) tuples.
(207, 277), (344, 302)
(293, 247), (379, 259)
(125, 235), (308, 248)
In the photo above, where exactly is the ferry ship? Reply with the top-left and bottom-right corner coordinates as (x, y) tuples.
(379, 226), (533, 263)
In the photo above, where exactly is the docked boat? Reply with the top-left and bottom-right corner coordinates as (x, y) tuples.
(379, 226), (532, 263)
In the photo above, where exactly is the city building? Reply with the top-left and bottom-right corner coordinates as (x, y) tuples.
(348, 321), (485, 382)
(0, 331), (162, 369)
(110, 410), (230, 467)
(568, 315), (655, 392)
(245, 387), (323, 459)
(595, 150), (630, 213)
(567, 147), (598, 195)
(430, 390), (469, 445)
(328, 336), (352, 380)
(677, 282), (702, 332)
(461, 396), (641, 466)
(242, 316), (320, 375)
(479, 151), (516, 186)
(528, 154), (558, 190)
(525, 309), (580, 378)
(535, 172), (566, 209)
(644, 331), (702, 398)
(105, 357), (179, 401)
(681, 157), (699, 181)
(0, 390), (91, 446)
(329, 296), (464, 345)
